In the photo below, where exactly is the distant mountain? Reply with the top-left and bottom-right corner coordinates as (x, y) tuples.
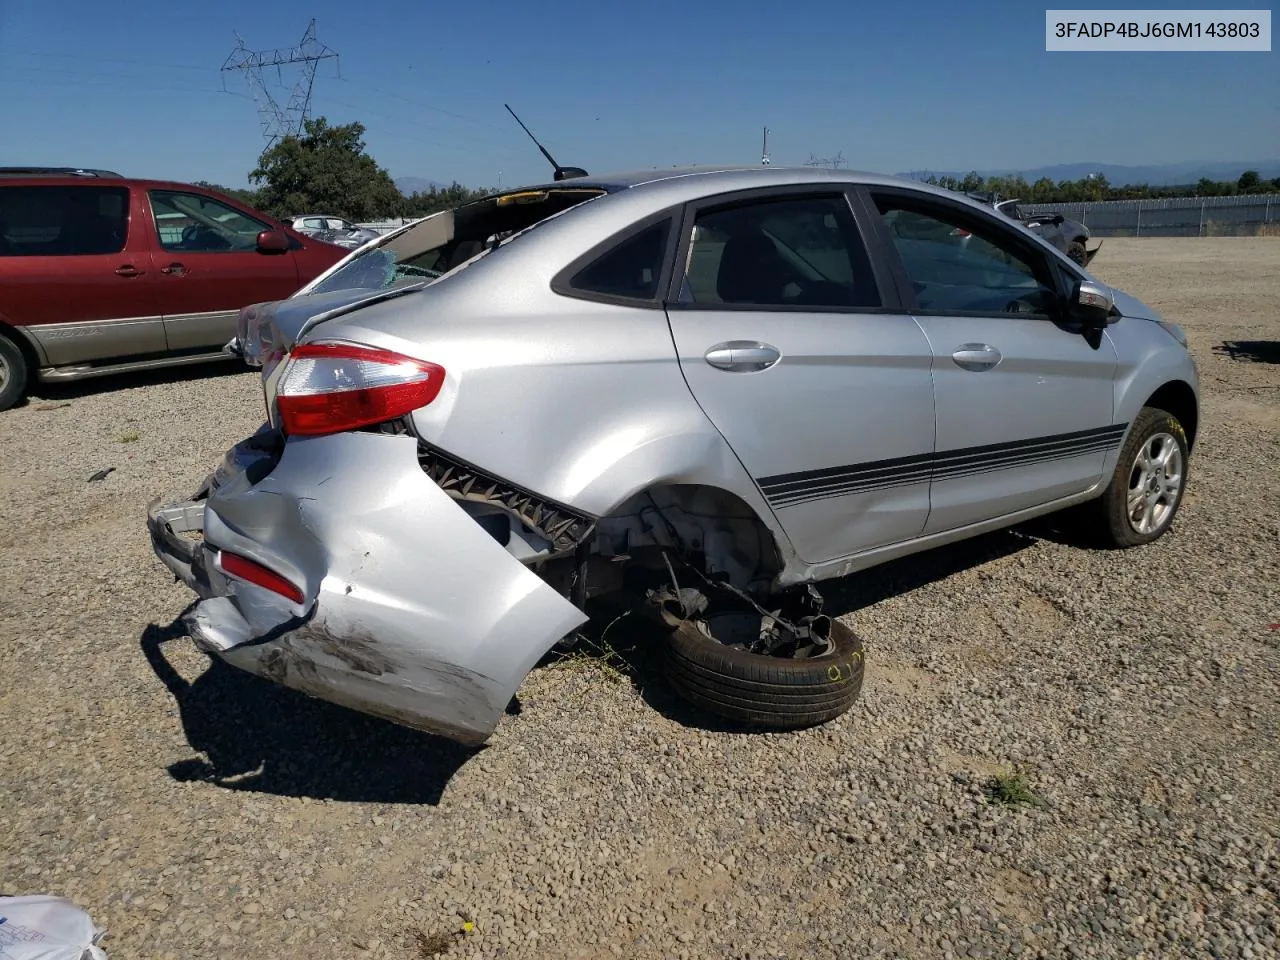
(895, 160), (1280, 186)
(394, 176), (448, 195)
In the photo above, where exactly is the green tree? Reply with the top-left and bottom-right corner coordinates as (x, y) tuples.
(249, 117), (405, 221)
(402, 181), (494, 218)
(1237, 170), (1261, 192)
(1028, 177), (1056, 202)
(192, 181), (263, 208)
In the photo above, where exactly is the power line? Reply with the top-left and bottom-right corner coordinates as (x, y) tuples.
(221, 18), (340, 146)
(332, 77), (510, 133)
(0, 48), (216, 74)
(0, 74), (250, 100)
(318, 94), (530, 165)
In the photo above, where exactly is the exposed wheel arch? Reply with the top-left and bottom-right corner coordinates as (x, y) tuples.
(594, 482), (788, 594)
(0, 319), (45, 362)
(0, 322), (39, 411)
(1143, 379), (1199, 451)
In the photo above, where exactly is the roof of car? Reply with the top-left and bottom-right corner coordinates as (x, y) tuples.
(0, 166), (125, 178)
(0, 173), (252, 193)
(499, 164), (953, 199)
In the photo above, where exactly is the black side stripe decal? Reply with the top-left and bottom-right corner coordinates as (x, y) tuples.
(758, 423), (1128, 508)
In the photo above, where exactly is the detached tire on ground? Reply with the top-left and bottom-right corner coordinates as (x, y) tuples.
(0, 334), (30, 412)
(663, 611), (865, 730)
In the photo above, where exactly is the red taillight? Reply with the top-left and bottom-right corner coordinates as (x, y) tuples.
(951, 227), (971, 237)
(276, 342), (445, 437)
(218, 551), (305, 604)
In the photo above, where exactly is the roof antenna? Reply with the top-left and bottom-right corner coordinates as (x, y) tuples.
(504, 104), (588, 181)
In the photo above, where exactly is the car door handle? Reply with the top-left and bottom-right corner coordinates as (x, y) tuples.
(114, 264), (144, 277)
(951, 343), (1002, 371)
(161, 262), (186, 276)
(704, 341), (781, 372)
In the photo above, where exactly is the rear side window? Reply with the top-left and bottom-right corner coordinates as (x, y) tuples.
(565, 218), (671, 302)
(0, 185), (130, 256)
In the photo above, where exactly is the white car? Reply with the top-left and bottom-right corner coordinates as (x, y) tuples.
(286, 214), (381, 250)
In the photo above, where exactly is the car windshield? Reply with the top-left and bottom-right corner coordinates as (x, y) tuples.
(305, 187), (607, 297)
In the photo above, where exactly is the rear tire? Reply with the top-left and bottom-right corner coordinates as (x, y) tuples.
(1067, 240), (1088, 266)
(663, 611), (865, 730)
(0, 334), (29, 412)
(1086, 405), (1190, 548)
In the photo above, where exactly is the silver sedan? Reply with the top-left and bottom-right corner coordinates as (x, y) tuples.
(148, 166), (1199, 745)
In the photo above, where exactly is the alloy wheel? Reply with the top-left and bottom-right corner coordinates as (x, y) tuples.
(1126, 432), (1184, 535)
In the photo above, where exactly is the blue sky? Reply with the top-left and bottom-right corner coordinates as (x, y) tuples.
(1, 0), (1276, 189)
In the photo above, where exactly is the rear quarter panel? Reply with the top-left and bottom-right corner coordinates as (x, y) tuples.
(307, 188), (792, 543)
(330, 285), (778, 523)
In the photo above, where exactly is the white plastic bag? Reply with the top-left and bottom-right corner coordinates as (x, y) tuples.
(0, 895), (108, 960)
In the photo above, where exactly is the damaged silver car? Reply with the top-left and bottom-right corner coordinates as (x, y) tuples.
(147, 166), (1199, 746)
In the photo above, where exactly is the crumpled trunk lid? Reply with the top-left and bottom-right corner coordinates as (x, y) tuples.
(229, 283), (430, 428)
(232, 283), (427, 368)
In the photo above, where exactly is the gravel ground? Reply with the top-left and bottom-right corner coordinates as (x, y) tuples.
(2, 237), (1277, 960)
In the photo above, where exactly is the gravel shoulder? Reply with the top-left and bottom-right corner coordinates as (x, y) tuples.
(1, 238), (1277, 960)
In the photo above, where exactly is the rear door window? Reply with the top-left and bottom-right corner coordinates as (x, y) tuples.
(0, 185), (130, 256)
(679, 193), (881, 309)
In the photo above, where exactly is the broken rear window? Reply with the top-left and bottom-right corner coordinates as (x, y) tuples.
(306, 187), (606, 297)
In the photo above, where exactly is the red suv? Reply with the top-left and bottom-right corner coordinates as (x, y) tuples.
(0, 169), (349, 410)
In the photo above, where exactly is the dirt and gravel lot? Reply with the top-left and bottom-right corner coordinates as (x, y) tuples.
(2, 237), (1277, 960)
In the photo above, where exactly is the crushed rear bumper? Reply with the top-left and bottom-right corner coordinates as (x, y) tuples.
(146, 426), (588, 746)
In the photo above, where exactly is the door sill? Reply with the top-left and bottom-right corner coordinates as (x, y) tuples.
(38, 351), (237, 383)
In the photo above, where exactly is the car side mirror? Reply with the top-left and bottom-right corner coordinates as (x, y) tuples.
(1068, 279), (1116, 327)
(256, 229), (290, 254)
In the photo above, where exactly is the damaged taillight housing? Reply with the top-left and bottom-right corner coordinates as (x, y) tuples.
(276, 341), (445, 437)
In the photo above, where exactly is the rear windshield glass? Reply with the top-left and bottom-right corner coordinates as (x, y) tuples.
(306, 187), (606, 296)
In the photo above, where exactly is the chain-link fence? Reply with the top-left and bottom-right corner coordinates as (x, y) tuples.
(356, 218), (418, 235)
(1019, 194), (1279, 238)
(358, 196), (1280, 240)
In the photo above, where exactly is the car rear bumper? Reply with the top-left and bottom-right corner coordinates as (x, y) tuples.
(146, 427), (589, 746)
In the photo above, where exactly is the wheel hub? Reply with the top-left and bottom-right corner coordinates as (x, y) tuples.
(1127, 431), (1184, 535)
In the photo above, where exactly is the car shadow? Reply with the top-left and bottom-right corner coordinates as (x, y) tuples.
(557, 522), (1086, 735)
(140, 612), (480, 805)
(22, 356), (246, 406)
(1215, 340), (1280, 364)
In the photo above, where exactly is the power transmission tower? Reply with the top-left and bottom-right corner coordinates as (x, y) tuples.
(221, 19), (340, 146)
(804, 151), (847, 169)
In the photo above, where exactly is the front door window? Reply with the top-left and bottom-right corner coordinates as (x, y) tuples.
(149, 190), (270, 253)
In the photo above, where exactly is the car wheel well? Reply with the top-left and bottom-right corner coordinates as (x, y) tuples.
(594, 483), (786, 595)
(0, 322), (38, 371)
(0, 323), (39, 409)
(1143, 380), (1199, 450)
